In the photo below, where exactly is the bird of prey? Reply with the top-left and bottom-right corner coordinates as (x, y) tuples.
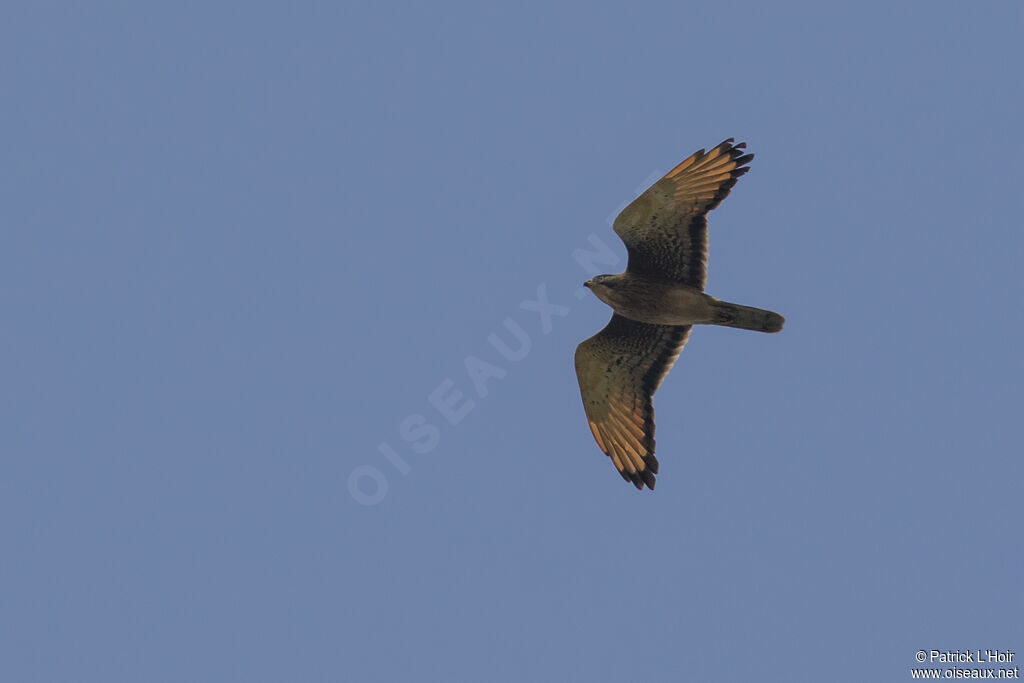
(575, 139), (784, 490)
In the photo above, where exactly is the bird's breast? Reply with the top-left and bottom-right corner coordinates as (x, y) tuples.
(609, 279), (717, 326)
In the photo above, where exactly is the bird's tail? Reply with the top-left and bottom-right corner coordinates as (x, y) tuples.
(711, 300), (785, 333)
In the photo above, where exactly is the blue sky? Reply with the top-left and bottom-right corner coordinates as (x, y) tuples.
(2, 2), (1022, 682)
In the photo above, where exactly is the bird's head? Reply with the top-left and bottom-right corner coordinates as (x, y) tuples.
(583, 274), (621, 305)
(584, 274), (616, 289)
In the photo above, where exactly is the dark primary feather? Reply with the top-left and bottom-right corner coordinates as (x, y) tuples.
(612, 139), (754, 290)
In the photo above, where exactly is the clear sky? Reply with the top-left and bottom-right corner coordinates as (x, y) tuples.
(2, 2), (1022, 682)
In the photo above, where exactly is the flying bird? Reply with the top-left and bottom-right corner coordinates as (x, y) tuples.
(575, 139), (784, 490)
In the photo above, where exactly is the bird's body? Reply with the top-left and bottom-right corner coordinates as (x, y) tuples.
(574, 138), (784, 490)
(584, 274), (715, 326)
(584, 273), (783, 331)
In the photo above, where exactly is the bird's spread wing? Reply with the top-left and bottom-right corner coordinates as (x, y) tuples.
(613, 139), (753, 290)
(574, 314), (692, 490)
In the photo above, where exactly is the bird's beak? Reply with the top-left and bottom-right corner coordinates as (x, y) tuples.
(583, 279), (592, 288)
